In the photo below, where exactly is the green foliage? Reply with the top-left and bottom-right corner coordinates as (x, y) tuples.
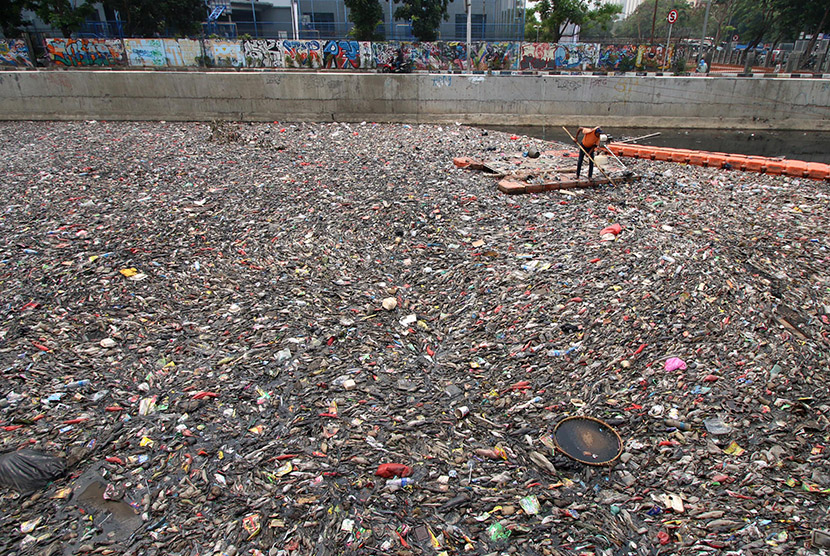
(0, 0), (30, 38)
(26, 0), (94, 38)
(393, 0), (453, 42)
(530, 0), (621, 43)
(101, 0), (204, 37)
(613, 0), (700, 42)
(672, 56), (687, 74)
(345, 0), (384, 40)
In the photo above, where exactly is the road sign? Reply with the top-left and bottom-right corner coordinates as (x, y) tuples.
(732, 34), (739, 42)
(667, 10), (678, 24)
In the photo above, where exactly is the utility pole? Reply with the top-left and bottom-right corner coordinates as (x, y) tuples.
(649, 0), (658, 45)
(698, 0), (711, 65)
(388, 0), (393, 40)
(466, 0), (472, 71)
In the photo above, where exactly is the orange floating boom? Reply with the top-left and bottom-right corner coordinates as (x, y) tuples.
(606, 143), (830, 181)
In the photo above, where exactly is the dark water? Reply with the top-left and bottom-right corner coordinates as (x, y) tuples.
(486, 126), (830, 164)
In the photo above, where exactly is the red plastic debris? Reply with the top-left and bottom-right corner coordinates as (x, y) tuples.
(375, 463), (412, 478)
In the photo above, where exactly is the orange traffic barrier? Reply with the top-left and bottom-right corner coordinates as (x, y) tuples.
(607, 142), (829, 181)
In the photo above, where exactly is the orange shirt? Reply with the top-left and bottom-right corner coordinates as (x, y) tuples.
(579, 127), (601, 148)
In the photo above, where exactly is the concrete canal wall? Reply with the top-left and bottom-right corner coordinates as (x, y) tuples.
(1, 71), (828, 130)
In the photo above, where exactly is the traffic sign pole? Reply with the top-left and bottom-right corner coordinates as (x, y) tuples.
(665, 10), (677, 70)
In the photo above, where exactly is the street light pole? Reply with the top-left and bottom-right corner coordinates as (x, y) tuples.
(466, 0), (472, 71)
(250, 0), (258, 37)
(698, 0), (711, 65)
(389, 0), (393, 40)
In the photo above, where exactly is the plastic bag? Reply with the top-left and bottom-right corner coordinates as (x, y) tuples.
(0, 449), (66, 492)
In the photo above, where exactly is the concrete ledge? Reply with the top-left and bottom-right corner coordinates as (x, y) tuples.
(1, 70), (828, 130)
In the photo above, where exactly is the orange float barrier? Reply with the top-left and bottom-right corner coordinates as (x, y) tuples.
(669, 150), (691, 163)
(743, 157), (766, 173)
(785, 160), (809, 177)
(688, 152), (707, 166)
(765, 160), (786, 175)
(807, 163), (830, 180)
(706, 154), (729, 168)
(725, 155), (748, 169)
(607, 142), (830, 181)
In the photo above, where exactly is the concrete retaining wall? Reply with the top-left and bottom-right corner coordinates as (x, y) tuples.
(1, 71), (829, 130)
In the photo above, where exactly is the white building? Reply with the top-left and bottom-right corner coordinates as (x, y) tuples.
(596, 0), (645, 19)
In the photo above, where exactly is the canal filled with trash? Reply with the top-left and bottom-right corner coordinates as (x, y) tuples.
(489, 127), (830, 164)
(2, 120), (829, 555)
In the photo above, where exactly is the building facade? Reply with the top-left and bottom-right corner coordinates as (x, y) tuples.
(219, 0), (527, 40)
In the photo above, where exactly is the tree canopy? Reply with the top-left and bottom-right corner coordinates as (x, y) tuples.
(611, 0), (829, 48)
(345, 0), (384, 40)
(526, 0), (620, 42)
(27, 0), (95, 38)
(0, 0), (29, 38)
(101, 0), (204, 37)
(393, 0), (452, 42)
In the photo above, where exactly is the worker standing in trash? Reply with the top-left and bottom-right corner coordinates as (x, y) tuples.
(575, 126), (603, 179)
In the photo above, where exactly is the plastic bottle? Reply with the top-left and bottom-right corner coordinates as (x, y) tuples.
(65, 380), (91, 389)
(385, 477), (415, 492)
(663, 418), (692, 432)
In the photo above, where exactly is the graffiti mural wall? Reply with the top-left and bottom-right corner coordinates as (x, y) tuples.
(519, 42), (598, 71)
(0, 40), (33, 67)
(597, 44), (639, 71)
(243, 39), (283, 68)
(322, 40), (371, 69)
(164, 39), (202, 67)
(125, 39), (166, 67)
(403, 42), (468, 71)
(282, 40), (323, 69)
(207, 40), (243, 67)
(26, 38), (682, 72)
(470, 41), (519, 71)
(46, 38), (125, 67)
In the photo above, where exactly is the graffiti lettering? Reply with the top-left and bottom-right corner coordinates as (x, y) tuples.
(432, 75), (452, 87)
(46, 39), (124, 67)
(555, 80), (581, 91)
(244, 39), (283, 68)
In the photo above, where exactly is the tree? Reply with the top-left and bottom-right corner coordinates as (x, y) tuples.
(0, 0), (29, 38)
(27, 0), (94, 38)
(577, 1), (622, 39)
(614, 0), (700, 42)
(730, 0), (785, 50)
(393, 0), (452, 42)
(101, 0), (204, 37)
(530, 0), (620, 43)
(345, 0), (384, 40)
